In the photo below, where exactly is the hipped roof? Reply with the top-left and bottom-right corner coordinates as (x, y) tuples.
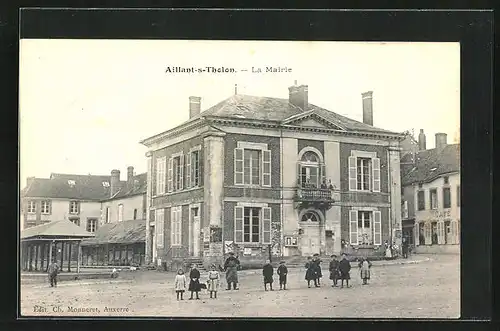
(21, 220), (95, 240)
(80, 219), (146, 246)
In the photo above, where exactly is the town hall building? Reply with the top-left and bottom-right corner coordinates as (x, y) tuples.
(140, 83), (405, 268)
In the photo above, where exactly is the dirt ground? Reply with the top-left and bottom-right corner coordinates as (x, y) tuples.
(20, 254), (460, 318)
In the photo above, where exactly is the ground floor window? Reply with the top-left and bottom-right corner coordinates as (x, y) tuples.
(234, 205), (271, 244)
(349, 209), (381, 245)
(416, 220), (459, 245)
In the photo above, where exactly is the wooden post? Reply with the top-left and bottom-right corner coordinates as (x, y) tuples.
(34, 244), (39, 271)
(48, 241), (53, 266)
(67, 242), (72, 272)
(28, 244), (33, 271)
(125, 245), (129, 265)
(40, 243), (45, 271)
(60, 242), (64, 271)
(77, 241), (81, 273)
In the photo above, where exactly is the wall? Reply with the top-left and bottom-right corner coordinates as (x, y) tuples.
(101, 194), (145, 224)
(402, 185), (416, 219)
(414, 173), (460, 222)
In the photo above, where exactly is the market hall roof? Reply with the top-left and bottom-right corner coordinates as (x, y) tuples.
(401, 143), (460, 186)
(21, 220), (95, 240)
(140, 94), (405, 146)
(22, 172), (147, 201)
(80, 219), (146, 246)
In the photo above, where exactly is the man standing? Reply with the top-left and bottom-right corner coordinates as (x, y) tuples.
(338, 253), (351, 288)
(47, 260), (59, 288)
(402, 237), (409, 259)
(224, 252), (240, 290)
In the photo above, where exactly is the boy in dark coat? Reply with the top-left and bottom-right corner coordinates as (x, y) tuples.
(304, 256), (318, 288)
(312, 254), (322, 286)
(338, 253), (352, 288)
(47, 260), (59, 287)
(188, 264), (201, 300)
(329, 255), (340, 287)
(262, 259), (274, 291)
(277, 261), (288, 290)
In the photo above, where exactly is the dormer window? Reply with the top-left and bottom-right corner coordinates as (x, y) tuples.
(102, 181), (110, 187)
(68, 180), (76, 186)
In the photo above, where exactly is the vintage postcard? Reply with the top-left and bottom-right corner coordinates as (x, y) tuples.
(19, 39), (460, 318)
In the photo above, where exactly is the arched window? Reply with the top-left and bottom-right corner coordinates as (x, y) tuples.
(299, 151), (321, 188)
(301, 151), (319, 163)
(301, 211), (320, 222)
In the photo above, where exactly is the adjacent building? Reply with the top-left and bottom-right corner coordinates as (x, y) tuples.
(401, 130), (460, 253)
(140, 84), (406, 268)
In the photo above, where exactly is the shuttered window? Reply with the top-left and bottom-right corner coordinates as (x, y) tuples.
(234, 148), (244, 185)
(348, 156), (357, 191)
(372, 158), (381, 192)
(417, 190), (425, 210)
(349, 210), (358, 244)
(450, 220), (459, 244)
(234, 206), (244, 243)
(437, 221), (446, 244)
(414, 222), (420, 246)
(443, 187), (451, 208)
(171, 207), (182, 246)
(155, 209), (164, 248)
(373, 211), (382, 245)
(262, 150), (271, 187)
(156, 156), (167, 195)
(186, 153), (191, 189)
(262, 207), (271, 244)
(167, 157), (173, 192)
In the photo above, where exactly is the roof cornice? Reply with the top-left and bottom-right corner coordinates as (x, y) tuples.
(140, 117), (206, 147)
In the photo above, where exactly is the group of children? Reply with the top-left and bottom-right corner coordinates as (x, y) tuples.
(173, 254), (373, 300)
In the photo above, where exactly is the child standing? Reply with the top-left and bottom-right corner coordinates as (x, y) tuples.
(304, 256), (316, 288)
(174, 268), (187, 300)
(338, 253), (352, 288)
(188, 264), (201, 300)
(329, 255), (340, 287)
(207, 264), (220, 299)
(277, 261), (288, 290)
(262, 259), (274, 291)
(358, 257), (373, 285)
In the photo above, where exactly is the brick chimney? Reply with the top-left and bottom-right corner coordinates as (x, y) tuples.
(362, 91), (373, 126)
(127, 166), (134, 189)
(418, 129), (427, 151)
(288, 83), (308, 111)
(189, 96), (201, 119)
(110, 169), (120, 197)
(435, 133), (447, 151)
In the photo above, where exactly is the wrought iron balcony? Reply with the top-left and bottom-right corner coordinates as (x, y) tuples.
(294, 187), (335, 210)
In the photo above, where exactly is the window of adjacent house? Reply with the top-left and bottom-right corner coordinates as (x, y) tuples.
(118, 204), (124, 222)
(106, 207), (110, 223)
(234, 147), (271, 187)
(349, 210), (381, 245)
(234, 206), (271, 244)
(155, 209), (164, 248)
(87, 219), (98, 233)
(443, 187), (451, 208)
(457, 185), (460, 207)
(171, 207), (182, 246)
(156, 156), (166, 195)
(70, 218), (80, 226)
(402, 200), (409, 219)
(430, 189), (438, 210)
(417, 190), (425, 210)
(27, 201), (36, 213)
(133, 209), (138, 220)
(41, 200), (50, 214)
(431, 222), (438, 244)
(69, 201), (79, 214)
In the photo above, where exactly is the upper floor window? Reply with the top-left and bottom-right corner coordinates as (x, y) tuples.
(443, 187), (451, 209)
(167, 153), (184, 192)
(457, 185), (460, 207)
(69, 201), (79, 214)
(87, 219), (98, 233)
(156, 156), (166, 195)
(348, 151), (380, 192)
(430, 189), (438, 210)
(27, 201), (36, 213)
(41, 200), (51, 214)
(417, 190), (425, 211)
(234, 144), (271, 187)
(298, 151), (323, 188)
(118, 204), (124, 222)
(187, 149), (201, 188)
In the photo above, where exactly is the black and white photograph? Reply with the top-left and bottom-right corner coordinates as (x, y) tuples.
(19, 37), (461, 318)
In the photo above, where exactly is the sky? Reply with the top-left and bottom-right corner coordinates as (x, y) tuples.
(19, 40), (460, 188)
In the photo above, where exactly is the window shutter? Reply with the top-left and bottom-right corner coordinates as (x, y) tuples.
(297, 163), (302, 187)
(414, 222), (420, 246)
(262, 207), (271, 244)
(234, 206), (244, 243)
(167, 157), (173, 192)
(450, 221), (458, 245)
(349, 210), (358, 245)
(262, 150), (271, 187)
(373, 211), (382, 245)
(437, 221), (445, 244)
(186, 153), (191, 189)
(372, 157), (381, 192)
(234, 148), (244, 185)
(179, 154), (184, 190)
(348, 156), (357, 191)
(170, 208), (175, 246)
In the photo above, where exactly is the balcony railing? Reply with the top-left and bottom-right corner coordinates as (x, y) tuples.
(296, 188), (334, 201)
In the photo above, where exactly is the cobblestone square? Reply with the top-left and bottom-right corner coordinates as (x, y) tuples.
(20, 254), (459, 318)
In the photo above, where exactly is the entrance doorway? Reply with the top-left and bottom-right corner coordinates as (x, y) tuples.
(299, 210), (321, 256)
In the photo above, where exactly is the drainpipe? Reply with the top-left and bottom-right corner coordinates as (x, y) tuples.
(387, 149), (393, 252)
(279, 127), (285, 258)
